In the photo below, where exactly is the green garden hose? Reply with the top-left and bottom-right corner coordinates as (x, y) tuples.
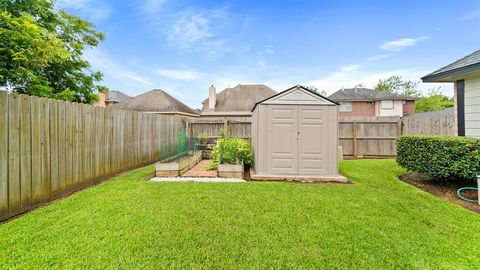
(457, 187), (479, 203)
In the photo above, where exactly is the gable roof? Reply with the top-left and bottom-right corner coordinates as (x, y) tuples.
(201, 84), (276, 113)
(113, 89), (198, 116)
(328, 87), (416, 102)
(252, 85), (338, 111)
(106, 90), (131, 103)
(422, 50), (480, 82)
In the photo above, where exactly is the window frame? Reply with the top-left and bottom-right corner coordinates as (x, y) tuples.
(381, 100), (394, 110)
(339, 102), (353, 112)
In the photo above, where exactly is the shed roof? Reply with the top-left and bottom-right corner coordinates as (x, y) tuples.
(252, 85), (338, 111)
(201, 84), (276, 113)
(421, 50), (480, 82)
(113, 89), (198, 116)
(106, 90), (131, 103)
(328, 87), (416, 102)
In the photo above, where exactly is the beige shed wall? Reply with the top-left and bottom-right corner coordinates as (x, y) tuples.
(252, 103), (339, 177)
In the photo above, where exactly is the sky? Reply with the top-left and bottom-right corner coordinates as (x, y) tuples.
(56, 0), (480, 108)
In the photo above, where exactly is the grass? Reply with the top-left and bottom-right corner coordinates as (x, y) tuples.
(1, 159), (480, 269)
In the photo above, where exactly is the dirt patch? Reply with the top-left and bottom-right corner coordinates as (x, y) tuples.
(399, 173), (480, 213)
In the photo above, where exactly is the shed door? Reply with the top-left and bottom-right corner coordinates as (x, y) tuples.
(266, 105), (328, 175)
(267, 105), (298, 174)
(298, 106), (327, 175)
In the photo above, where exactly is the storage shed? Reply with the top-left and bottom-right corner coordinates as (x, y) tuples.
(251, 85), (346, 182)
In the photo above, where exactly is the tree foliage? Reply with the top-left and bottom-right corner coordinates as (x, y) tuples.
(415, 87), (454, 113)
(0, 0), (105, 103)
(302, 85), (327, 96)
(375, 75), (421, 97)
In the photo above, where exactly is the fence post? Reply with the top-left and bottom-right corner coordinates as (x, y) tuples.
(223, 118), (230, 136)
(352, 121), (358, 158)
(397, 120), (403, 137)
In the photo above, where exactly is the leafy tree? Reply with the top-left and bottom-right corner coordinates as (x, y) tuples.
(415, 87), (454, 113)
(375, 75), (421, 97)
(0, 0), (106, 103)
(303, 85), (327, 96)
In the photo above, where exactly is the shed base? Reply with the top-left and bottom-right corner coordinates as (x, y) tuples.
(250, 171), (348, 183)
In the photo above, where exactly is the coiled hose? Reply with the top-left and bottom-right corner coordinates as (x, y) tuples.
(457, 187), (479, 203)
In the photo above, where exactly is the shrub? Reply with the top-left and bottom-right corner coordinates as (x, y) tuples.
(397, 135), (480, 181)
(206, 137), (253, 170)
(197, 132), (208, 144)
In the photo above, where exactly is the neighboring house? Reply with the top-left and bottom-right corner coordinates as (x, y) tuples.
(422, 49), (480, 138)
(113, 89), (199, 117)
(328, 87), (416, 117)
(200, 84), (276, 118)
(96, 90), (131, 107)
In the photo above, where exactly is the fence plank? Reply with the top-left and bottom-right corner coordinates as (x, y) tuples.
(19, 95), (32, 209)
(50, 100), (60, 197)
(57, 102), (66, 193)
(65, 102), (74, 190)
(39, 98), (50, 202)
(8, 94), (21, 212)
(0, 93), (8, 215)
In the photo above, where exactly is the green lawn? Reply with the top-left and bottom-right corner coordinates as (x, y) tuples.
(1, 160), (480, 269)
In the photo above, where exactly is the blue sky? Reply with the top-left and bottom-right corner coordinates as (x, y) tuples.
(57, 0), (480, 108)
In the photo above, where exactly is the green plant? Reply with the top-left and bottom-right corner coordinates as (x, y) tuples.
(206, 137), (253, 170)
(176, 131), (188, 155)
(397, 135), (480, 181)
(197, 132), (209, 144)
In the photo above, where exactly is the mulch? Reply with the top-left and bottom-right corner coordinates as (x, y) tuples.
(399, 173), (480, 213)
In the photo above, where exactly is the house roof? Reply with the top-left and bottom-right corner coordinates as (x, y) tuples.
(328, 87), (416, 102)
(201, 84), (276, 113)
(106, 90), (131, 103)
(252, 85), (338, 111)
(113, 89), (199, 116)
(421, 50), (480, 82)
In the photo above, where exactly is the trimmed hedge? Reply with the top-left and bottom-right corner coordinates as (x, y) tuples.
(397, 135), (480, 181)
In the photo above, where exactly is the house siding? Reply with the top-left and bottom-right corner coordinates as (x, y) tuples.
(376, 100), (403, 117)
(338, 101), (375, 117)
(465, 77), (480, 138)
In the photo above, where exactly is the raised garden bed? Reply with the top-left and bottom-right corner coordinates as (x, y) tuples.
(155, 151), (202, 177)
(217, 164), (244, 179)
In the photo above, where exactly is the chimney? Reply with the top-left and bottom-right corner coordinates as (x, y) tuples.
(208, 84), (216, 110)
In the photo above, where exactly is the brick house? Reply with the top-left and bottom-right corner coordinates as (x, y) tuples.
(328, 87), (416, 117)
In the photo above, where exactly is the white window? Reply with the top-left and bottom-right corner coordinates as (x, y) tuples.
(381, 100), (394, 109)
(339, 102), (352, 112)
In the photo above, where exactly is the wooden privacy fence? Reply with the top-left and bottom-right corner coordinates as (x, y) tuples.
(401, 109), (455, 136)
(187, 117), (251, 139)
(0, 91), (185, 221)
(339, 117), (401, 157)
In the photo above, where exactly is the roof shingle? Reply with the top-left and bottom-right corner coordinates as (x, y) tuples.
(201, 84), (276, 112)
(113, 89), (198, 116)
(422, 50), (480, 82)
(328, 88), (415, 102)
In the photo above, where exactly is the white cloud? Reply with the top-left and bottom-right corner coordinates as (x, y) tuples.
(463, 9), (480, 20)
(55, 0), (113, 21)
(142, 0), (167, 14)
(304, 64), (453, 96)
(155, 69), (200, 80)
(167, 6), (231, 55)
(84, 48), (153, 87)
(256, 60), (267, 70)
(379, 36), (429, 52)
(367, 54), (391, 61)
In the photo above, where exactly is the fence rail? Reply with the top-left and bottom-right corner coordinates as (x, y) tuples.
(187, 118), (251, 139)
(0, 91), (184, 221)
